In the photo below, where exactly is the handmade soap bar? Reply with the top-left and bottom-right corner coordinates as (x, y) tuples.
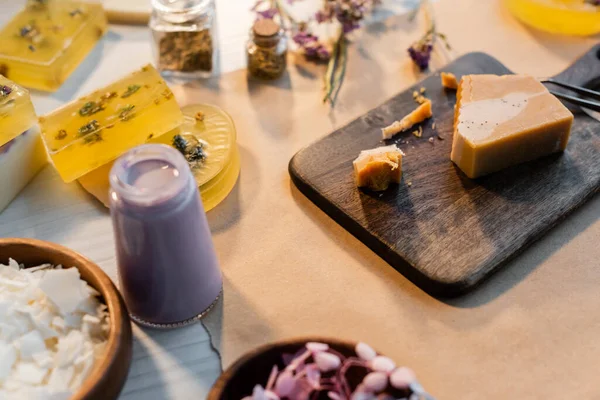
(451, 75), (573, 179)
(0, 76), (37, 147)
(0, 127), (48, 212)
(353, 145), (404, 191)
(0, 0), (107, 92)
(40, 64), (184, 182)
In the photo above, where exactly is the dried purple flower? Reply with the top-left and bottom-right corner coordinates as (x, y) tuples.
(292, 31), (331, 60)
(408, 43), (433, 70)
(315, 0), (371, 34)
(0, 85), (12, 98)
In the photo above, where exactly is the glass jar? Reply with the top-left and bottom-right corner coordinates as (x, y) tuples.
(149, 0), (217, 79)
(247, 19), (288, 80)
(505, 0), (600, 36)
(109, 144), (222, 328)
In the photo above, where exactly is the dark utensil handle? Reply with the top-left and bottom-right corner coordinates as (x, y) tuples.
(543, 78), (600, 101)
(550, 90), (600, 112)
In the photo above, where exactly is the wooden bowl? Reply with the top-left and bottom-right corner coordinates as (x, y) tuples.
(208, 337), (358, 400)
(0, 238), (133, 400)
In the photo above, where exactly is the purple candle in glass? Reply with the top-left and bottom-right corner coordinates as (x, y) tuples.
(109, 144), (222, 328)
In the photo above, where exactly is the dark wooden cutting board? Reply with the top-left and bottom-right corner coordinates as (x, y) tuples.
(289, 45), (600, 298)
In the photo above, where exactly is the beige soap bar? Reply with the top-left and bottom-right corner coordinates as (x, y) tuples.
(354, 145), (404, 191)
(450, 75), (573, 179)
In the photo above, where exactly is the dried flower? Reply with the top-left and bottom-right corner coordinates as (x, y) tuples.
(407, 0), (451, 71)
(0, 85), (12, 98)
(292, 31), (331, 60)
(239, 341), (434, 400)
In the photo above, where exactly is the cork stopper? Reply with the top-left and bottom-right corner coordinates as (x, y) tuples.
(253, 19), (280, 37)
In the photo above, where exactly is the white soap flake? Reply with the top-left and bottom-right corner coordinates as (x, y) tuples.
(38, 269), (85, 314)
(14, 362), (48, 385)
(0, 260), (108, 395)
(16, 330), (46, 360)
(0, 341), (17, 380)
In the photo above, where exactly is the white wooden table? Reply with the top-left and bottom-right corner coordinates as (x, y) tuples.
(0, 1), (413, 398)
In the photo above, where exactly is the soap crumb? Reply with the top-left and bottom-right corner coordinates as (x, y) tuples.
(407, 181), (412, 187)
(420, 87), (426, 94)
(437, 134), (445, 140)
(412, 126), (423, 138)
(432, 122), (436, 130)
(428, 137), (434, 144)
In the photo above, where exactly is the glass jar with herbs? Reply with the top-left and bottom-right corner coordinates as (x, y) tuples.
(247, 19), (287, 80)
(149, 0), (217, 78)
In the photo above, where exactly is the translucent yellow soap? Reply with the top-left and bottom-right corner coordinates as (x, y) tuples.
(0, 0), (107, 92)
(40, 64), (184, 182)
(0, 76), (37, 147)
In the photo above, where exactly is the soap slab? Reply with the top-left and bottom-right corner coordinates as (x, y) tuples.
(450, 75), (573, 178)
(0, 0), (107, 92)
(0, 76), (37, 147)
(0, 127), (48, 213)
(40, 64), (184, 182)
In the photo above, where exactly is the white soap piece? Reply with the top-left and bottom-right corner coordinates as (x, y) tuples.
(51, 316), (66, 332)
(0, 128), (48, 213)
(39, 268), (87, 314)
(8, 259), (21, 271)
(63, 314), (82, 329)
(47, 366), (74, 390)
(14, 362), (48, 385)
(33, 351), (54, 369)
(16, 330), (46, 360)
(0, 340), (17, 380)
(55, 331), (84, 368)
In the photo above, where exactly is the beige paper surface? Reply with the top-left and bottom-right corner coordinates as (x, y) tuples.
(187, 1), (600, 398)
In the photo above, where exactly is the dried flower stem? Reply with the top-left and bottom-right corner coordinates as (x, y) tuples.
(323, 31), (348, 106)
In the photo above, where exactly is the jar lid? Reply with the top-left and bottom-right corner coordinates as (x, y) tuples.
(253, 19), (280, 37)
(151, 0), (213, 23)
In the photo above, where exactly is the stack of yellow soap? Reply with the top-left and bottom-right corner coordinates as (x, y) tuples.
(0, 76), (48, 212)
(0, 0), (107, 92)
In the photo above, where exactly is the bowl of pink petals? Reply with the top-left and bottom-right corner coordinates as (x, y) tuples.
(208, 338), (435, 400)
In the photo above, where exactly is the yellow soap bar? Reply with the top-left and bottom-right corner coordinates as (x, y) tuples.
(0, 0), (107, 92)
(0, 76), (37, 147)
(353, 144), (404, 191)
(40, 64), (184, 182)
(451, 75), (573, 179)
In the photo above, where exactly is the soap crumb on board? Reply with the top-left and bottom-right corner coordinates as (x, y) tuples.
(428, 137), (434, 144)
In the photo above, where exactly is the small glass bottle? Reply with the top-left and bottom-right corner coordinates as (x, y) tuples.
(247, 19), (288, 80)
(109, 144), (222, 328)
(149, 0), (217, 79)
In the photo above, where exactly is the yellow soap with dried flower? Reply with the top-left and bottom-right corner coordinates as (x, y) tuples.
(40, 64), (184, 182)
(0, 0), (107, 92)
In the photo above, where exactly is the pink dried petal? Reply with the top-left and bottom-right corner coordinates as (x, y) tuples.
(355, 342), (377, 361)
(289, 378), (314, 400)
(305, 364), (321, 387)
(390, 367), (416, 389)
(370, 356), (395, 373)
(362, 371), (388, 392)
(266, 365), (279, 390)
(252, 385), (268, 400)
(315, 352), (342, 372)
(286, 350), (311, 372)
(306, 342), (329, 352)
(265, 391), (280, 400)
(275, 371), (296, 396)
